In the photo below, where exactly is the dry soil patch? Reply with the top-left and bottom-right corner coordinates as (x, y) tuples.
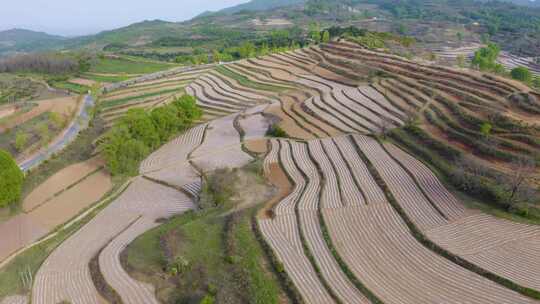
(23, 157), (106, 212)
(28, 169), (112, 230)
(258, 163), (292, 219)
(0, 96), (78, 132)
(69, 78), (97, 87)
(244, 139), (268, 154)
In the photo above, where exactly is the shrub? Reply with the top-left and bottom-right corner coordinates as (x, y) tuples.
(511, 67), (533, 84)
(266, 125), (288, 138)
(0, 149), (24, 208)
(200, 295), (215, 304)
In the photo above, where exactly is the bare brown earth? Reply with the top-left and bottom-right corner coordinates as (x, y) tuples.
(27, 169), (112, 230)
(258, 163), (292, 219)
(244, 139), (268, 154)
(0, 158), (111, 262)
(264, 103), (314, 140)
(23, 157), (106, 212)
(0, 106), (15, 120)
(0, 96), (78, 133)
(0, 214), (48, 262)
(69, 78), (97, 87)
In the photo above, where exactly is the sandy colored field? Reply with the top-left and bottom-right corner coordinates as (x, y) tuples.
(23, 157), (106, 212)
(0, 96), (78, 133)
(0, 214), (48, 262)
(244, 139), (268, 154)
(69, 78), (97, 87)
(28, 169), (112, 230)
(259, 163), (292, 219)
(0, 107), (15, 119)
(264, 103), (314, 140)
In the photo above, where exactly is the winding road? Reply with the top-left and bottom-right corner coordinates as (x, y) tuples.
(18, 94), (95, 172)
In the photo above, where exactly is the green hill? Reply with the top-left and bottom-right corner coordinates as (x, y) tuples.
(0, 29), (65, 55)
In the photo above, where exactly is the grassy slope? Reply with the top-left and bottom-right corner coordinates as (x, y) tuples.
(90, 58), (175, 75)
(124, 165), (286, 303)
(101, 87), (184, 108)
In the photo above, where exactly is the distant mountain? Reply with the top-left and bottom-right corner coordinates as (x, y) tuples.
(0, 29), (65, 55)
(508, 0), (540, 7)
(61, 19), (186, 50)
(217, 0), (306, 14)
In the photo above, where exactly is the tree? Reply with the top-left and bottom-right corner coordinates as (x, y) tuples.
(173, 95), (203, 121)
(151, 106), (180, 142)
(497, 157), (537, 210)
(14, 131), (29, 152)
(456, 32), (463, 43)
(456, 55), (466, 68)
(121, 108), (161, 150)
(511, 67), (532, 84)
(480, 122), (492, 137)
(238, 42), (256, 59)
(102, 125), (150, 176)
(309, 23), (321, 43)
(533, 76), (540, 88)
(0, 149), (24, 208)
(258, 43), (270, 57)
(37, 123), (50, 146)
(212, 50), (221, 63)
(322, 31), (331, 43)
(471, 43), (504, 73)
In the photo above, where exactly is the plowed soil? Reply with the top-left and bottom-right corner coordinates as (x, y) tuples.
(23, 157), (106, 212)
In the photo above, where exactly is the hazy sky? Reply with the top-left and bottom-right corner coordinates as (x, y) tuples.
(0, 0), (249, 36)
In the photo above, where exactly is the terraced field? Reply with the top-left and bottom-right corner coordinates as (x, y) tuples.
(261, 135), (540, 304)
(3, 41), (540, 304)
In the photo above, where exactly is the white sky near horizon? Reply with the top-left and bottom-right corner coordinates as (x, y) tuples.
(0, 0), (249, 37)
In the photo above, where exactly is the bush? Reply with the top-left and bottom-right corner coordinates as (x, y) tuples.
(266, 125), (288, 138)
(200, 295), (215, 304)
(0, 149), (24, 208)
(471, 43), (505, 73)
(101, 95), (202, 176)
(511, 67), (533, 84)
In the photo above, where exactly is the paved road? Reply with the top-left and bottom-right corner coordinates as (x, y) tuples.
(19, 94), (95, 172)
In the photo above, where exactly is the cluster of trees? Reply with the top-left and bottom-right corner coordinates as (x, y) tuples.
(0, 149), (23, 208)
(471, 43), (505, 73)
(101, 95), (202, 176)
(510, 66), (540, 88)
(174, 28), (307, 65)
(0, 52), (93, 75)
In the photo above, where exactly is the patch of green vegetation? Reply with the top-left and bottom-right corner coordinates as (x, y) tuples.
(345, 30), (416, 49)
(81, 73), (131, 83)
(101, 95), (202, 176)
(0, 74), (44, 104)
(50, 81), (90, 94)
(389, 125), (540, 221)
(215, 66), (288, 92)
(0, 178), (128, 299)
(0, 149), (23, 208)
(471, 43), (505, 73)
(101, 87), (183, 108)
(89, 57), (174, 75)
(124, 166), (286, 303)
(0, 112), (66, 157)
(266, 125), (289, 138)
(21, 115), (106, 199)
